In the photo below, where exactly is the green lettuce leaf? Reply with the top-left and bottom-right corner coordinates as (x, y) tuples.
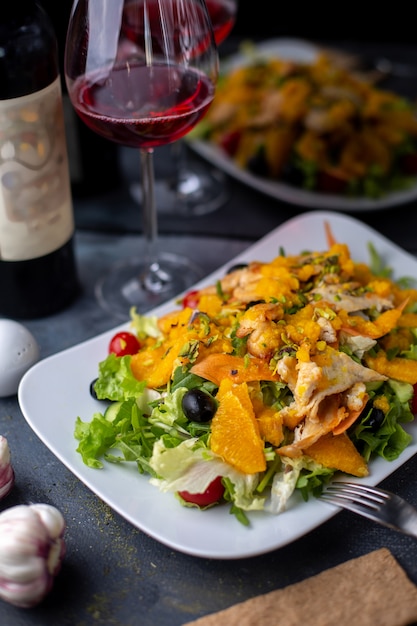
(94, 353), (146, 401)
(351, 381), (413, 462)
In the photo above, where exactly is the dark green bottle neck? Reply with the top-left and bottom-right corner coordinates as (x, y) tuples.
(0, 1), (58, 100)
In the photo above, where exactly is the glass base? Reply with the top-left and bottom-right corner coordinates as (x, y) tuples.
(130, 164), (229, 217)
(95, 252), (204, 320)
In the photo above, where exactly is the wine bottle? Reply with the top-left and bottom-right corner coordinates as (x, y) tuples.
(0, 1), (80, 319)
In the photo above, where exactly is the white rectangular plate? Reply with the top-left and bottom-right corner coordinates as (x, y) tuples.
(18, 211), (417, 559)
(190, 38), (417, 212)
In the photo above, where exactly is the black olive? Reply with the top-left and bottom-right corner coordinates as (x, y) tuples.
(281, 161), (305, 187)
(247, 149), (268, 177)
(245, 299), (265, 309)
(367, 407), (385, 431)
(89, 378), (99, 400)
(226, 263), (248, 274)
(182, 389), (217, 423)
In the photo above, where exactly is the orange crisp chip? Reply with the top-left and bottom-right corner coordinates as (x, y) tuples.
(191, 353), (279, 386)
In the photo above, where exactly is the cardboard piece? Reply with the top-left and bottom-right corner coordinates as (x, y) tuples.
(184, 548), (417, 626)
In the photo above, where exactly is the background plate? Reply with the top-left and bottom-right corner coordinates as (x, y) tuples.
(190, 39), (417, 212)
(19, 211), (417, 559)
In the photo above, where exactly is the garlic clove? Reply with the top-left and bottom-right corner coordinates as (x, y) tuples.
(0, 436), (14, 499)
(0, 503), (65, 608)
(29, 504), (66, 577)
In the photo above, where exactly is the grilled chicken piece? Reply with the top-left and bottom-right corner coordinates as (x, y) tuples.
(308, 282), (393, 313)
(275, 348), (387, 456)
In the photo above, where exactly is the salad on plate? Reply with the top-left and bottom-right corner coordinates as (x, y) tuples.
(191, 44), (417, 199)
(75, 223), (417, 526)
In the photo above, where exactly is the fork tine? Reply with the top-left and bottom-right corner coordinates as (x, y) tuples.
(320, 481), (417, 536)
(320, 493), (384, 520)
(326, 481), (389, 498)
(324, 482), (389, 507)
(320, 481), (397, 527)
(320, 491), (381, 514)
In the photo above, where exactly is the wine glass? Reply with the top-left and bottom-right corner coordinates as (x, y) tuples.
(64, 0), (219, 319)
(126, 0), (238, 216)
(207, 0), (237, 46)
(173, 0), (238, 214)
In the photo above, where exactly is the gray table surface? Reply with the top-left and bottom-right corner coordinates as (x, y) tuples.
(4, 231), (417, 626)
(2, 38), (417, 626)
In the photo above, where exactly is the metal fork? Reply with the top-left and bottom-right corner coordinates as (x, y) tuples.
(320, 481), (417, 538)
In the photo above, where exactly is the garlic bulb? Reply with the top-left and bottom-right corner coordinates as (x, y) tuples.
(0, 436), (14, 499)
(0, 503), (66, 608)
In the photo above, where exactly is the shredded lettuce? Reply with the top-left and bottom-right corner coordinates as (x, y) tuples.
(130, 308), (161, 339)
(93, 353), (146, 401)
(74, 413), (118, 469)
(149, 438), (265, 512)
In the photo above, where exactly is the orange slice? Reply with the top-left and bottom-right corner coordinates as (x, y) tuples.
(210, 379), (266, 474)
(305, 432), (368, 477)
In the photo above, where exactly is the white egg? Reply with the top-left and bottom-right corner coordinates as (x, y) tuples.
(0, 319), (40, 398)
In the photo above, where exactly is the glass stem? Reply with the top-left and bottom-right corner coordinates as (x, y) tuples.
(170, 140), (186, 190)
(169, 141), (202, 209)
(140, 148), (170, 293)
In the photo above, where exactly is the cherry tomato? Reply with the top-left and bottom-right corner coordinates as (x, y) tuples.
(219, 130), (241, 157)
(316, 170), (348, 194)
(412, 383), (417, 414)
(178, 476), (225, 507)
(182, 289), (200, 309)
(108, 331), (141, 356)
(400, 153), (417, 175)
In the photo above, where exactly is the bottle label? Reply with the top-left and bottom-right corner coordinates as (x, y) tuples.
(0, 78), (75, 261)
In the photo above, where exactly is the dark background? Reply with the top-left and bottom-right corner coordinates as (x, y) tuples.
(234, 4), (415, 43)
(39, 1), (416, 45)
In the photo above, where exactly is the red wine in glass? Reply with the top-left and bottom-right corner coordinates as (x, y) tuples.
(123, 0), (236, 50)
(65, 0), (219, 318)
(120, 0), (237, 219)
(206, 0), (236, 45)
(71, 63), (215, 149)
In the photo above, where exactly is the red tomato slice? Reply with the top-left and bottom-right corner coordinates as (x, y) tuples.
(178, 476), (224, 507)
(108, 331), (141, 356)
(182, 289), (200, 309)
